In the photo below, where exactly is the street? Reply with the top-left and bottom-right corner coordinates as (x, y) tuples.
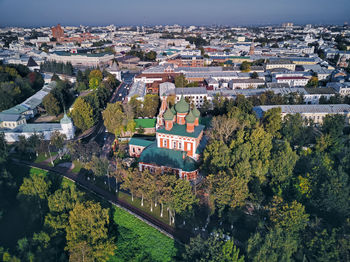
(94, 72), (136, 158)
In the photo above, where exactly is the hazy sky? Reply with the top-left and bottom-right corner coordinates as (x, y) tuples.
(0, 0), (349, 27)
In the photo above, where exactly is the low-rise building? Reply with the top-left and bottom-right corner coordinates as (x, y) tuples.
(253, 104), (350, 125)
(1, 114), (75, 143)
(327, 82), (350, 96)
(275, 76), (309, 87)
(127, 81), (147, 101)
(48, 51), (114, 67)
(228, 78), (265, 89)
(266, 59), (296, 71)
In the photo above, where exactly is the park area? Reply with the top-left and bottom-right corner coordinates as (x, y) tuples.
(0, 163), (179, 261)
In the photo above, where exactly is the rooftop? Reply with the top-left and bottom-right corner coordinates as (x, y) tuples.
(157, 123), (205, 138)
(129, 137), (155, 148)
(139, 142), (198, 172)
(253, 104), (350, 118)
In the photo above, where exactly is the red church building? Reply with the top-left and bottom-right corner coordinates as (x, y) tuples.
(129, 95), (207, 180)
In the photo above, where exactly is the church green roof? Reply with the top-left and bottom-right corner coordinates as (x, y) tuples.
(164, 108), (175, 121)
(185, 110), (195, 123)
(192, 106), (200, 118)
(174, 95), (189, 113)
(139, 142), (198, 172)
(157, 123), (205, 138)
(129, 137), (154, 148)
(170, 106), (176, 114)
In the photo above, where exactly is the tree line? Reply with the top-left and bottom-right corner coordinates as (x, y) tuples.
(40, 61), (74, 76)
(42, 76), (74, 116)
(0, 132), (115, 261)
(70, 69), (120, 132)
(0, 64), (44, 111)
(192, 93), (350, 262)
(102, 94), (159, 137)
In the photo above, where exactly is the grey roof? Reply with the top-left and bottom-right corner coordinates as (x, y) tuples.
(8, 123), (62, 133)
(230, 78), (265, 84)
(0, 113), (24, 122)
(159, 82), (176, 96)
(175, 87), (207, 95)
(266, 82), (290, 88)
(128, 81), (146, 99)
(2, 105), (30, 115)
(253, 104), (350, 118)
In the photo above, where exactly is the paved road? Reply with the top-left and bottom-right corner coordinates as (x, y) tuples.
(13, 158), (190, 243)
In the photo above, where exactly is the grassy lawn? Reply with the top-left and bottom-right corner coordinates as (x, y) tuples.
(117, 191), (171, 226)
(93, 177), (172, 226)
(71, 160), (84, 173)
(34, 152), (58, 163)
(111, 207), (178, 262)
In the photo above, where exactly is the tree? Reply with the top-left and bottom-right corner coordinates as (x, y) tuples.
(262, 107), (282, 138)
(208, 115), (240, 144)
(144, 51), (157, 61)
(247, 227), (298, 262)
(67, 140), (99, 163)
(268, 196), (309, 234)
(268, 140), (298, 194)
(86, 156), (109, 178)
(306, 229), (340, 262)
(250, 72), (259, 79)
(102, 102), (126, 136)
(183, 233), (244, 262)
(89, 70), (103, 82)
(18, 173), (51, 220)
(322, 114), (345, 137)
(128, 96), (143, 118)
(120, 169), (138, 201)
(172, 179), (198, 216)
(89, 77), (100, 90)
(45, 184), (83, 233)
(306, 76), (319, 88)
(207, 171), (249, 210)
(71, 97), (95, 132)
(50, 131), (66, 152)
(240, 61), (251, 72)
(174, 74), (188, 87)
(65, 201), (115, 262)
(143, 94), (159, 117)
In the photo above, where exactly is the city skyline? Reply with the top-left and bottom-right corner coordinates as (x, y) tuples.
(0, 0), (349, 27)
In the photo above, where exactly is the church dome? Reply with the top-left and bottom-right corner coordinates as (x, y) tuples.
(185, 110), (195, 123)
(164, 108), (175, 121)
(60, 113), (72, 125)
(175, 95), (189, 113)
(170, 106), (176, 114)
(192, 106), (200, 118)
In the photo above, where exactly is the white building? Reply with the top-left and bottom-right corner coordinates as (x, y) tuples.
(106, 61), (122, 81)
(1, 114), (75, 143)
(228, 79), (265, 89)
(48, 51), (114, 67)
(266, 60), (296, 71)
(327, 82), (350, 96)
(254, 104), (350, 125)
